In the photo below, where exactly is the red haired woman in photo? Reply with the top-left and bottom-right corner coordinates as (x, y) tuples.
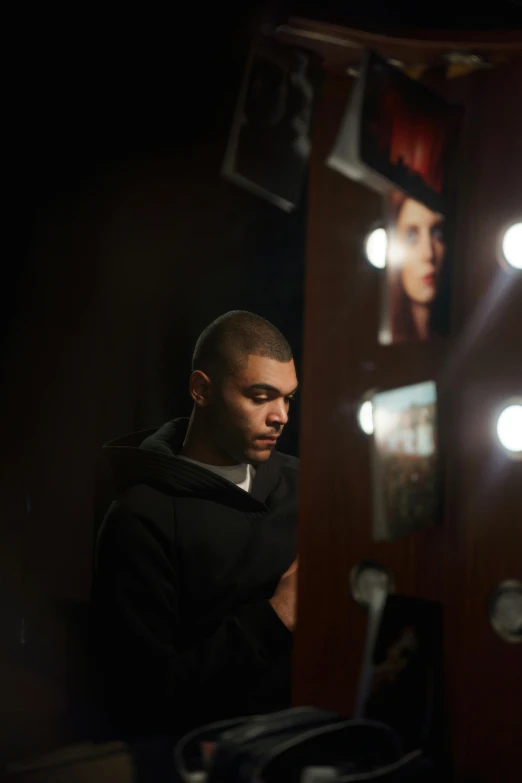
(386, 190), (447, 343)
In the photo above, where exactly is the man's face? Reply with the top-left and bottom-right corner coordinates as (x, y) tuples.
(209, 355), (298, 465)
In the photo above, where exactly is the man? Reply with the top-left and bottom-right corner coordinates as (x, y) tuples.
(90, 311), (299, 743)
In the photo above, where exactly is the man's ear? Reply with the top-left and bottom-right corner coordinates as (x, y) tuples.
(189, 370), (213, 408)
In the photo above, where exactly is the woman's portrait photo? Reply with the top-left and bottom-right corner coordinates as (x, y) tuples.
(380, 189), (450, 345)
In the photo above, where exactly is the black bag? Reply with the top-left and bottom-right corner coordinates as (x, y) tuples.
(173, 707), (436, 782)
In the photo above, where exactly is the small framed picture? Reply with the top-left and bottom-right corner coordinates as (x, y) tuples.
(372, 381), (440, 541)
(357, 592), (444, 754)
(222, 38), (321, 212)
(359, 52), (459, 214)
(328, 51), (460, 215)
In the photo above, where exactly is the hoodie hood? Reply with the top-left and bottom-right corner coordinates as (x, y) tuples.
(103, 418), (285, 510)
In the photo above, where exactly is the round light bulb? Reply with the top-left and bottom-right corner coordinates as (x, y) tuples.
(502, 222), (522, 269)
(358, 399), (374, 435)
(365, 227), (387, 269)
(496, 404), (522, 453)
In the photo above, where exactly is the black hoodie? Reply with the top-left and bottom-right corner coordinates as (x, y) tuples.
(89, 418), (298, 742)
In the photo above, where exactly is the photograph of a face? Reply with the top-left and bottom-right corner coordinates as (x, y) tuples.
(360, 52), (459, 214)
(372, 381), (439, 542)
(380, 190), (449, 344)
(221, 39), (321, 212)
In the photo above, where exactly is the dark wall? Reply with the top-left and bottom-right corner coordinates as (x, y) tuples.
(293, 1), (522, 29)
(1, 6), (306, 764)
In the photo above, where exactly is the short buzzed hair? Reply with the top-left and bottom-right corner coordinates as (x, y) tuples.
(192, 311), (293, 380)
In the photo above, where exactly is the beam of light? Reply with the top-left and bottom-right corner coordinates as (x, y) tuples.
(431, 271), (518, 510)
(438, 272), (513, 394)
(364, 227), (387, 269)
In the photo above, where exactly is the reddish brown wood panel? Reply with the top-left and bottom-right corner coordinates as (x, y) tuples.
(440, 59), (522, 782)
(293, 73), (446, 710)
(276, 18), (522, 74)
(294, 58), (522, 782)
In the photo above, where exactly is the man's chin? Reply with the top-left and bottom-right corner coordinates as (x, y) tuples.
(245, 443), (274, 464)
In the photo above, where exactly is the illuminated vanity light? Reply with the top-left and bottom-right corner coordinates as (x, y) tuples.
(350, 560), (395, 609)
(496, 404), (522, 454)
(365, 227), (387, 269)
(502, 222), (522, 270)
(358, 399), (374, 436)
(489, 580), (522, 644)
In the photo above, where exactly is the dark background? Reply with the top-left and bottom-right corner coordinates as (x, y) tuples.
(6, 2), (308, 451)
(2, 0), (521, 767)
(2, 3), (308, 763)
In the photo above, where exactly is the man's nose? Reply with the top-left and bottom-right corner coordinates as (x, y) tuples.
(267, 401), (289, 427)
